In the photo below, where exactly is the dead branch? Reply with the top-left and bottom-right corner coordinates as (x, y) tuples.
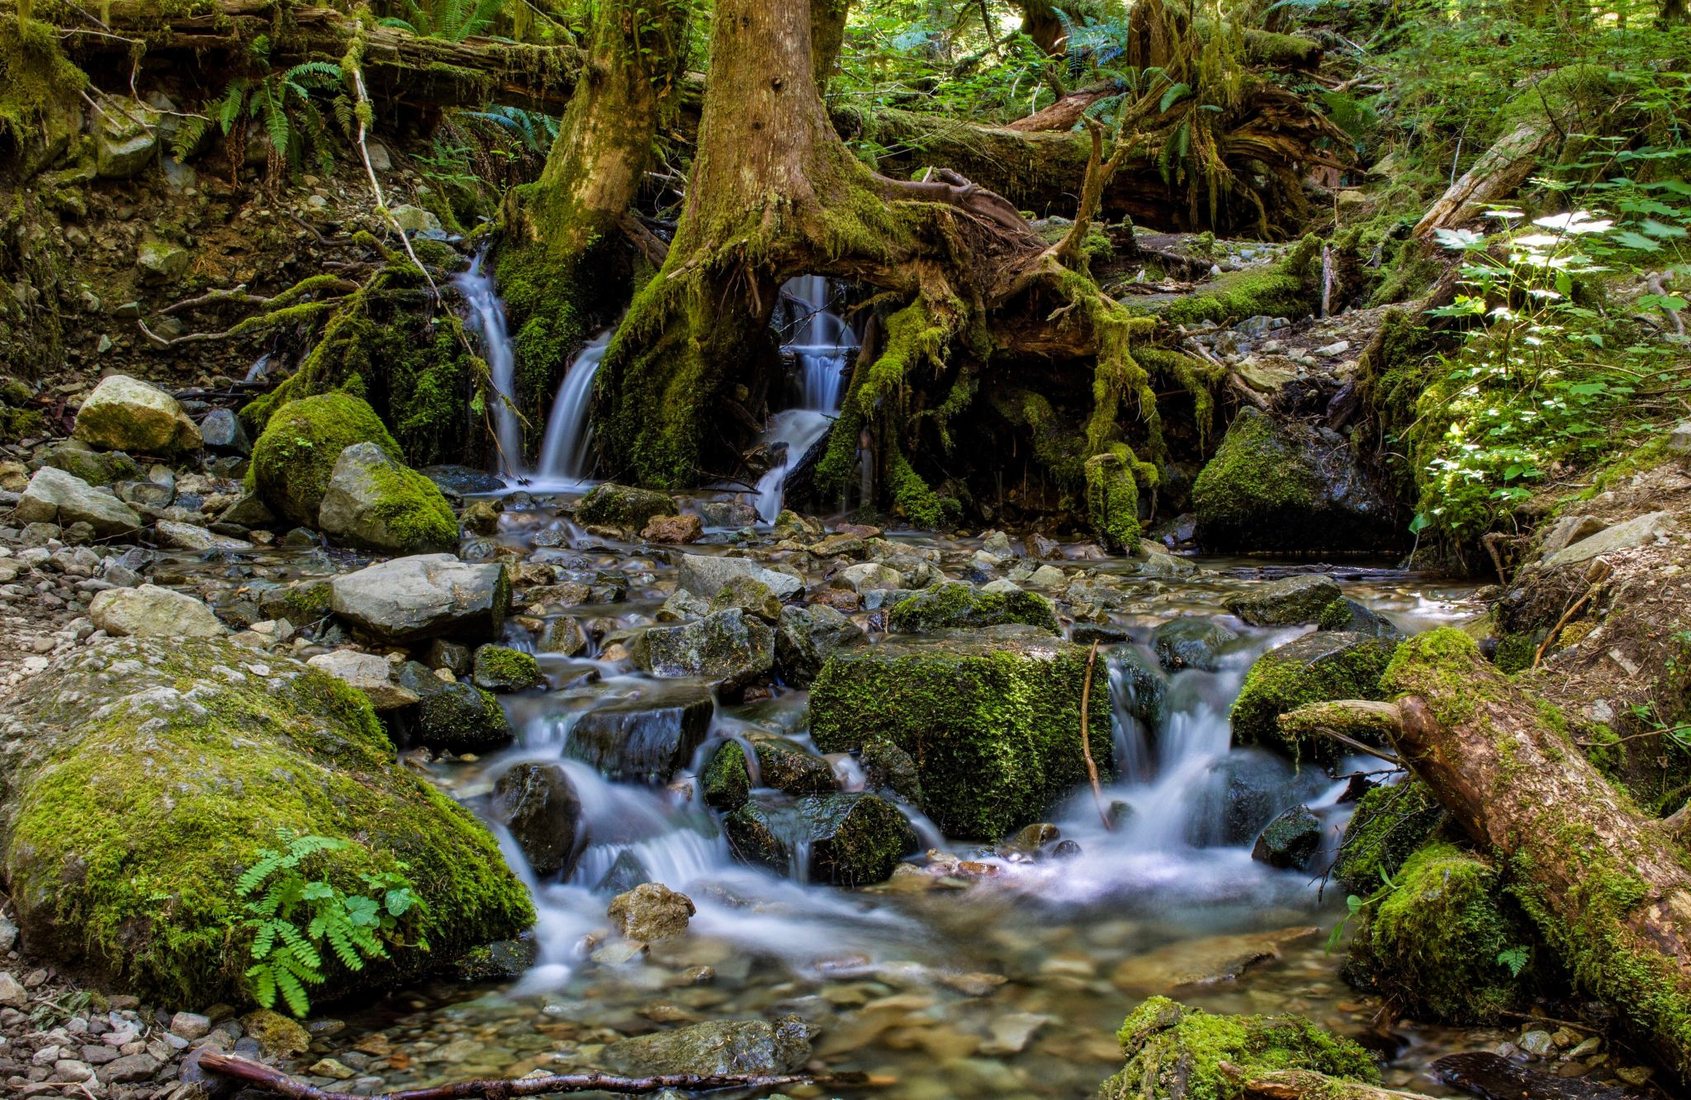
(1276, 700), (1404, 764)
(1080, 639), (1112, 830)
(196, 1051), (849, 1100)
(1412, 119), (1557, 239)
(1225, 1065), (1436, 1099)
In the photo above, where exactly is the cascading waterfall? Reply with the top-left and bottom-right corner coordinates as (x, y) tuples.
(534, 329), (614, 489)
(454, 251), (522, 477)
(753, 277), (856, 522)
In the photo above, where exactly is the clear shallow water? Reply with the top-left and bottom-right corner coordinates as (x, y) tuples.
(317, 511), (1488, 1099)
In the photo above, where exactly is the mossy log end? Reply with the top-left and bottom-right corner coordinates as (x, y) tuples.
(1281, 629), (1691, 1082)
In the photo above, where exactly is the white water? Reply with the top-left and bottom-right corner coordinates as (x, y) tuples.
(533, 329), (613, 490)
(454, 252), (522, 478)
(751, 276), (857, 522)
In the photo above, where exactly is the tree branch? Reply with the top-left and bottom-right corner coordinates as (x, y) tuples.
(1277, 700), (1405, 765)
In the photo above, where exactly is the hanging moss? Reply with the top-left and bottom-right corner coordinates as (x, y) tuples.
(887, 450), (959, 529)
(1085, 444), (1152, 553)
(0, 18), (87, 148)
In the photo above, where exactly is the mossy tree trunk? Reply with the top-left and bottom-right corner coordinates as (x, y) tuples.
(588, 0), (1186, 520)
(1283, 630), (1691, 1084)
(494, 0), (689, 459)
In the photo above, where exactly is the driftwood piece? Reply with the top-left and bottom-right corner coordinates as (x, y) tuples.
(196, 1050), (841, 1100)
(1279, 631), (1691, 1082)
(1412, 120), (1556, 238)
(1225, 1065), (1437, 1099)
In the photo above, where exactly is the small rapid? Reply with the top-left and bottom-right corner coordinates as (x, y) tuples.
(751, 277), (857, 522)
(533, 329), (613, 490)
(454, 252), (522, 477)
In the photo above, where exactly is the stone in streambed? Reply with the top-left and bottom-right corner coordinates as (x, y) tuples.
(250, 393), (403, 528)
(677, 553), (804, 602)
(576, 483), (677, 531)
(811, 628), (1109, 839)
(307, 650), (419, 710)
(1226, 573), (1342, 626)
(701, 740), (752, 811)
(600, 1015), (813, 1078)
(1317, 596), (1403, 639)
(723, 792), (917, 886)
(90, 584), (225, 638)
(472, 644), (543, 692)
(751, 737), (836, 795)
(566, 688), (714, 783)
(317, 442), (459, 554)
(886, 582), (1060, 635)
(774, 603), (865, 687)
(72, 375), (200, 455)
(1151, 616), (1238, 671)
(415, 681), (513, 754)
(330, 554), (510, 644)
(608, 882), (694, 941)
(639, 608), (775, 691)
(643, 513), (703, 543)
(38, 438), (140, 486)
(1109, 927), (1320, 993)
(708, 575), (783, 622)
(491, 762), (582, 878)
(1230, 631), (1397, 764)
(1251, 805), (1322, 870)
(15, 466), (142, 537)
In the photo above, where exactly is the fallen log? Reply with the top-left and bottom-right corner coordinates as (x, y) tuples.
(1225, 1065), (1436, 1099)
(196, 1050), (848, 1100)
(1411, 119), (1556, 238)
(1280, 629), (1691, 1082)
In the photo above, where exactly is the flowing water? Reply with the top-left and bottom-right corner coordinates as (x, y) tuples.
(534, 329), (614, 491)
(319, 516), (1488, 1099)
(750, 277), (857, 522)
(455, 252), (523, 478)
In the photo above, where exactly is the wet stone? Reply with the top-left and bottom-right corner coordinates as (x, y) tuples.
(566, 689), (714, 783)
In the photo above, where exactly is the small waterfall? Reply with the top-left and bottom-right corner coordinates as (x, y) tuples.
(535, 329), (613, 489)
(454, 252), (522, 477)
(753, 277), (856, 522)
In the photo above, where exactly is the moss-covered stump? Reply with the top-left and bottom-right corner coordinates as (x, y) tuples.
(0, 638), (533, 1008)
(1231, 631), (1397, 764)
(1342, 843), (1542, 1024)
(810, 627), (1110, 839)
(1192, 407), (1402, 553)
(250, 393), (403, 528)
(1097, 995), (1380, 1100)
(1084, 449), (1144, 554)
(886, 583), (1060, 636)
(1332, 779), (1450, 897)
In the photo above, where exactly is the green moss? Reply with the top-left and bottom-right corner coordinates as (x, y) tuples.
(887, 450), (959, 530)
(345, 450), (459, 553)
(471, 645), (542, 692)
(1331, 780), (1449, 897)
(886, 583), (1060, 635)
(1492, 633), (1538, 674)
(1099, 996), (1379, 1100)
(575, 482), (676, 529)
(1190, 407), (1322, 551)
(701, 740), (751, 811)
(0, 638), (533, 1008)
(1156, 236), (1323, 327)
(1342, 843), (1540, 1023)
(1084, 445), (1147, 554)
(0, 19), (87, 145)
(249, 392), (403, 528)
(1231, 632), (1398, 764)
(810, 634), (1108, 839)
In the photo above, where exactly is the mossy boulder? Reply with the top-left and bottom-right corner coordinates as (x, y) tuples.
(72, 374), (200, 456)
(38, 438), (139, 486)
(810, 628), (1110, 838)
(250, 393), (402, 528)
(414, 681), (514, 755)
(1226, 575), (1342, 627)
(1250, 805), (1322, 870)
(1230, 631), (1397, 764)
(639, 608), (776, 692)
(1097, 996), (1380, 1100)
(722, 793), (917, 886)
(472, 644), (543, 693)
(316, 442), (459, 555)
(701, 740), (752, 811)
(886, 582), (1060, 636)
(576, 483), (677, 530)
(0, 638), (533, 1008)
(1331, 779), (1449, 897)
(1342, 843), (1542, 1023)
(1192, 407), (1401, 553)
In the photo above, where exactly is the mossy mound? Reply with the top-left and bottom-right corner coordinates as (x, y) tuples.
(576, 483), (678, 530)
(1230, 631), (1398, 764)
(249, 393), (403, 528)
(1097, 995), (1380, 1100)
(0, 638), (533, 1008)
(1154, 236), (1321, 328)
(318, 441), (459, 554)
(886, 583), (1060, 636)
(471, 644), (543, 693)
(810, 628), (1109, 838)
(1332, 779), (1449, 897)
(1084, 448), (1146, 553)
(1342, 843), (1542, 1023)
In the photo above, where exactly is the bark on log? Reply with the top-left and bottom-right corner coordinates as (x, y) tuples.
(56, 0), (584, 111)
(1279, 630), (1691, 1082)
(1228, 1066), (1437, 1099)
(1411, 119), (1556, 238)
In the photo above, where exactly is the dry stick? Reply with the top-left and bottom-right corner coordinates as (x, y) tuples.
(197, 1051), (844, 1100)
(1079, 639), (1112, 830)
(1531, 566), (1609, 670)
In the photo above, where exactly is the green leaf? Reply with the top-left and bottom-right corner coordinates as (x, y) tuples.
(1157, 82), (1191, 113)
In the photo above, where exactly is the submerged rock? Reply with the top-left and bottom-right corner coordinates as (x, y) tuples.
(330, 554), (510, 644)
(72, 375), (200, 455)
(1226, 573), (1342, 626)
(317, 442), (459, 554)
(811, 628), (1109, 838)
(566, 689), (714, 783)
(1110, 927), (1319, 992)
(600, 1015), (813, 1078)
(885, 582), (1060, 635)
(1151, 616), (1239, 671)
(1192, 407), (1401, 553)
(491, 762), (582, 878)
(640, 608), (775, 691)
(1251, 805), (1322, 870)
(1230, 631), (1397, 764)
(90, 584), (225, 638)
(0, 638), (532, 1006)
(724, 793), (917, 885)
(608, 882), (694, 941)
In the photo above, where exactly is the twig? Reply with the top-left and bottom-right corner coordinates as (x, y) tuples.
(1532, 567), (1609, 669)
(196, 1051), (850, 1100)
(1079, 640), (1112, 830)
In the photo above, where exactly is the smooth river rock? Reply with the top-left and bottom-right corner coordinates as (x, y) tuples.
(72, 374), (200, 455)
(330, 554), (510, 643)
(15, 467), (142, 537)
(90, 584), (226, 638)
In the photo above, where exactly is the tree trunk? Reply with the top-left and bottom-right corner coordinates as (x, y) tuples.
(1281, 630), (1691, 1083)
(492, 0), (689, 458)
(1016, 0), (1071, 54)
(1412, 119), (1557, 238)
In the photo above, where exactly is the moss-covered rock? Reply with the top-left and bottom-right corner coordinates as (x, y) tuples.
(0, 638), (532, 1008)
(1192, 407), (1401, 553)
(249, 393), (403, 528)
(1152, 616), (1239, 672)
(316, 442), (459, 554)
(1230, 631), (1397, 764)
(701, 740), (752, 811)
(472, 644), (543, 693)
(415, 681), (514, 755)
(886, 582), (1060, 636)
(810, 628), (1110, 838)
(576, 483), (678, 530)
(1154, 237), (1322, 328)
(1084, 448), (1143, 554)
(1097, 995), (1380, 1100)
(723, 793), (917, 886)
(1342, 843), (1542, 1023)
(1332, 779), (1449, 897)
(1251, 805), (1322, 870)
(1226, 575), (1342, 627)
(37, 438), (139, 486)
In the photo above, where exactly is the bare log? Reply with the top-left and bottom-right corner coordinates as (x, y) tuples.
(1280, 630), (1691, 1081)
(196, 1050), (843, 1100)
(1227, 1066), (1436, 1099)
(1412, 120), (1556, 239)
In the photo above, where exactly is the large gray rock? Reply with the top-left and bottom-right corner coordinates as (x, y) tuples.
(90, 584), (225, 638)
(306, 650), (418, 710)
(330, 555), (510, 643)
(1226, 574), (1342, 626)
(640, 608), (775, 691)
(317, 442), (458, 555)
(600, 1016), (813, 1078)
(93, 98), (160, 178)
(774, 603), (866, 687)
(15, 467), (142, 537)
(677, 554), (804, 602)
(72, 375), (200, 455)
(491, 762), (582, 878)
(1152, 616), (1239, 671)
(198, 408), (249, 454)
(1543, 511), (1676, 570)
